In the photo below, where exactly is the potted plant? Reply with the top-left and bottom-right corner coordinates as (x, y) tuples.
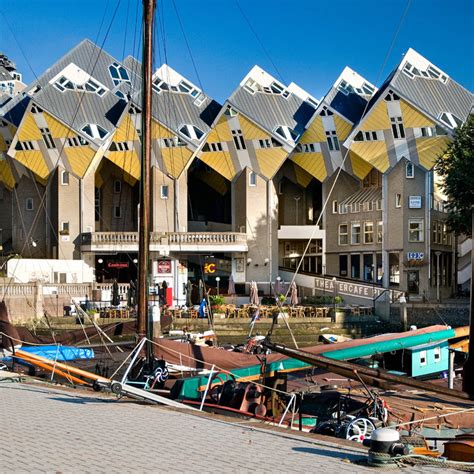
(209, 294), (226, 318)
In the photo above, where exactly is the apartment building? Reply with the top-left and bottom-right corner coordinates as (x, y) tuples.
(0, 41), (471, 303)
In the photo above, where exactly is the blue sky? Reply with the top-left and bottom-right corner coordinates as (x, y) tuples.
(1, 0), (473, 102)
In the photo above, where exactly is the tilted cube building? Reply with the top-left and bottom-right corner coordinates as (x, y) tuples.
(0, 41), (471, 304)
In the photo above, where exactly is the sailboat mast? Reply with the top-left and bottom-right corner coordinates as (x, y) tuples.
(137, 0), (155, 361)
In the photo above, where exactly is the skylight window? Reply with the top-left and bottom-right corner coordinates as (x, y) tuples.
(81, 123), (108, 140)
(109, 63), (131, 86)
(54, 75), (107, 96)
(179, 124), (204, 141)
(402, 61), (449, 84)
(439, 112), (462, 129)
(274, 126), (298, 142)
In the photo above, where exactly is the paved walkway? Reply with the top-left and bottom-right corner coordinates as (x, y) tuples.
(0, 381), (457, 473)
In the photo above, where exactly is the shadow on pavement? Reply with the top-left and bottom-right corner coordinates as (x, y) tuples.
(292, 446), (365, 461)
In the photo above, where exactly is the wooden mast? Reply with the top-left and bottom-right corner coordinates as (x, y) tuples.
(137, 0), (155, 364)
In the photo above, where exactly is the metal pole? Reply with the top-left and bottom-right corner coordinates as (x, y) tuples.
(137, 0), (156, 365)
(435, 251), (441, 303)
(462, 209), (474, 395)
(448, 349), (455, 390)
(200, 365), (215, 411)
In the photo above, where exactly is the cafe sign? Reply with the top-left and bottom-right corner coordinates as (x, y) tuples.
(314, 276), (403, 301)
(156, 260), (172, 274)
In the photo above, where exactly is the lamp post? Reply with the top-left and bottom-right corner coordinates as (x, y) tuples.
(332, 276), (337, 317)
(216, 276), (220, 296)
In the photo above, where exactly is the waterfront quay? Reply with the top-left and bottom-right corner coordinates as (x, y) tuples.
(0, 380), (459, 473)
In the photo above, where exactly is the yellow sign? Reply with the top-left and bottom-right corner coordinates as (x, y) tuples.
(204, 263), (216, 274)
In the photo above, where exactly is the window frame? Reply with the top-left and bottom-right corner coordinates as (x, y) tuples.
(408, 218), (424, 243)
(61, 170), (70, 186)
(351, 222), (361, 245)
(160, 185), (169, 199)
(338, 223), (349, 246)
(395, 193), (402, 208)
(249, 172), (257, 187)
(363, 221), (374, 244)
(390, 116), (405, 139)
(113, 205), (122, 219)
(25, 198), (34, 211)
(405, 162), (414, 179)
(113, 180), (122, 194)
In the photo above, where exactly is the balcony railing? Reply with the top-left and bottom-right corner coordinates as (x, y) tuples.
(82, 231), (248, 251)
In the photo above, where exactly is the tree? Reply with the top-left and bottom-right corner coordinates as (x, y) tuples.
(435, 113), (474, 236)
(435, 113), (473, 396)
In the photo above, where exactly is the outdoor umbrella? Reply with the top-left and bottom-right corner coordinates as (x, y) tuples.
(274, 277), (282, 297)
(249, 281), (260, 306)
(186, 280), (193, 307)
(290, 281), (298, 306)
(227, 275), (236, 295)
(111, 280), (120, 306)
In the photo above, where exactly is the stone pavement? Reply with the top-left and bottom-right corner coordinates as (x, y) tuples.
(0, 381), (458, 473)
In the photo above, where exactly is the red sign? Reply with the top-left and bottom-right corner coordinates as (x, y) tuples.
(107, 262), (129, 269)
(157, 260), (172, 274)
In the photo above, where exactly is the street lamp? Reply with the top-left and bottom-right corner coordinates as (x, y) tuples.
(332, 276), (337, 317)
(216, 276), (220, 295)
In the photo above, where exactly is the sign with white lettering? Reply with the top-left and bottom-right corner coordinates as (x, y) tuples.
(313, 276), (403, 300)
(407, 252), (424, 260)
(408, 196), (422, 208)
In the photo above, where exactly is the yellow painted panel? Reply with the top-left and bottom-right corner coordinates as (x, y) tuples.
(293, 163), (313, 188)
(43, 112), (71, 138)
(349, 151), (373, 180)
(161, 147), (193, 179)
(14, 150), (49, 180)
(255, 147), (287, 179)
(195, 169), (228, 195)
(300, 116), (325, 143)
(107, 150), (141, 180)
(0, 159), (15, 189)
(360, 101), (391, 131)
(114, 114), (139, 142)
(0, 134), (6, 152)
(205, 116), (232, 143)
(95, 170), (104, 188)
(290, 152), (327, 182)
(400, 100), (434, 128)
(65, 146), (97, 178)
(18, 113), (42, 141)
(333, 115), (353, 141)
(239, 115), (269, 140)
(350, 141), (389, 172)
(416, 136), (451, 170)
(199, 151), (235, 181)
(151, 119), (173, 139)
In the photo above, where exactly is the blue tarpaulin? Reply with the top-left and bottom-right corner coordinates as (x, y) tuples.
(5, 345), (94, 361)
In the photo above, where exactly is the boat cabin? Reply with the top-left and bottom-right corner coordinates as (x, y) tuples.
(383, 340), (449, 379)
